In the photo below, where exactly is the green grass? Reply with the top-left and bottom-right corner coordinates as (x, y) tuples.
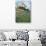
(16, 8), (31, 23)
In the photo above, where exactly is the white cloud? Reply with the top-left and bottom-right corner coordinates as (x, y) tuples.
(16, 0), (31, 9)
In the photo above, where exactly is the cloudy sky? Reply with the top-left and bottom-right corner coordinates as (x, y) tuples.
(16, 0), (31, 9)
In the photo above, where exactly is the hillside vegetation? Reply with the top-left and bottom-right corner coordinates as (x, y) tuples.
(16, 7), (31, 22)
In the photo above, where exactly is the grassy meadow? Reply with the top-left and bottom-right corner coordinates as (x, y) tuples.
(16, 7), (31, 23)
